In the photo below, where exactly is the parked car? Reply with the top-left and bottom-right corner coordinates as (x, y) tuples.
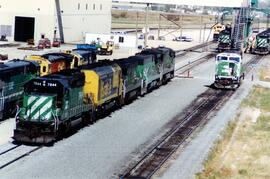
(158, 36), (166, 41)
(173, 36), (193, 42)
(138, 34), (144, 39)
(38, 38), (51, 49)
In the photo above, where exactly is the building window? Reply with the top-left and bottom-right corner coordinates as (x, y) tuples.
(42, 66), (46, 73)
(119, 37), (124, 43)
(0, 25), (12, 37)
(100, 4), (102, 10)
(78, 3), (80, 10)
(86, 3), (88, 10)
(93, 4), (95, 10)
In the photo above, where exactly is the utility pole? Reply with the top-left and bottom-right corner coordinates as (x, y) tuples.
(199, 15), (203, 43)
(55, 0), (64, 43)
(267, 13), (270, 29)
(158, 14), (161, 40)
(136, 11), (139, 48)
(144, 3), (149, 48)
(180, 15), (183, 38)
(203, 23), (206, 43)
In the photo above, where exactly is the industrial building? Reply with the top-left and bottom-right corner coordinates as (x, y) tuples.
(0, 0), (112, 43)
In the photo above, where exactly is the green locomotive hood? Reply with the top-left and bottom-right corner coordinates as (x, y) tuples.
(216, 61), (239, 77)
(219, 34), (231, 43)
(256, 37), (268, 48)
(20, 94), (57, 122)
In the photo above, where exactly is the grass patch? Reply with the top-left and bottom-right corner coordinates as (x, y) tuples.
(241, 86), (270, 112)
(259, 68), (270, 82)
(197, 86), (270, 178)
(196, 121), (237, 179)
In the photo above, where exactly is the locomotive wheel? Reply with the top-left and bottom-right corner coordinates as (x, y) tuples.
(82, 112), (92, 125)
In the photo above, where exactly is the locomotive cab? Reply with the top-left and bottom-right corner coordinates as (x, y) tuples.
(254, 34), (270, 55)
(14, 79), (66, 143)
(13, 70), (90, 144)
(214, 52), (243, 89)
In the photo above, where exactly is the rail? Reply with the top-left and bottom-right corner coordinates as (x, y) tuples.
(120, 54), (265, 179)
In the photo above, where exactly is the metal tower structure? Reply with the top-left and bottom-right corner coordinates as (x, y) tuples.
(230, 0), (258, 51)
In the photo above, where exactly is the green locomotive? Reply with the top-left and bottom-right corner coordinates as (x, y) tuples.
(14, 70), (93, 143)
(139, 46), (175, 84)
(217, 29), (232, 52)
(13, 46), (176, 144)
(0, 60), (39, 120)
(214, 52), (244, 89)
(254, 29), (270, 55)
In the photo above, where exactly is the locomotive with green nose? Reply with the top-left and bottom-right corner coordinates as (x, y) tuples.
(13, 70), (93, 143)
(214, 51), (244, 89)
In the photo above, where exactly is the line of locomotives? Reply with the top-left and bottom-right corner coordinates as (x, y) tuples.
(12, 47), (175, 144)
(217, 27), (270, 55)
(214, 29), (270, 89)
(0, 48), (97, 120)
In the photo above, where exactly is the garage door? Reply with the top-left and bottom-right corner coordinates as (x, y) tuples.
(14, 16), (35, 42)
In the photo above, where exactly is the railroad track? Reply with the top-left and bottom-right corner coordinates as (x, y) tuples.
(120, 54), (265, 179)
(0, 144), (43, 170)
(175, 53), (216, 75)
(175, 41), (214, 57)
(245, 55), (264, 70)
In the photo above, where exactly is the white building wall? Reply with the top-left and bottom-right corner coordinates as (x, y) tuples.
(0, 0), (55, 42)
(0, 0), (112, 43)
(59, 0), (112, 43)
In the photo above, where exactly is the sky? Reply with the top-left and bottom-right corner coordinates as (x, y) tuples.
(116, 0), (248, 7)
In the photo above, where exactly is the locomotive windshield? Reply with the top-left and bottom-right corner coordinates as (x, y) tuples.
(217, 56), (228, 61)
(217, 56), (240, 63)
(229, 57), (240, 62)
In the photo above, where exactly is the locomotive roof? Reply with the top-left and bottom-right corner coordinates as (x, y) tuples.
(219, 29), (231, 35)
(41, 53), (73, 62)
(114, 58), (138, 69)
(93, 66), (114, 76)
(0, 59), (38, 70)
(80, 60), (115, 69)
(128, 54), (153, 62)
(257, 28), (270, 37)
(80, 60), (118, 76)
(140, 47), (172, 55)
(33, 69), (85, 89)
(217, 52), (241, 59)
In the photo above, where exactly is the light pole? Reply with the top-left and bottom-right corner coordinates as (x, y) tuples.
(144, 3), (150, 48)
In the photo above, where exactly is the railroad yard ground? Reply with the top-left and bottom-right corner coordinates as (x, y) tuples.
(155, 57), (270, 179)
(195, 61), (270, 178)
(0, 29), (270, 179)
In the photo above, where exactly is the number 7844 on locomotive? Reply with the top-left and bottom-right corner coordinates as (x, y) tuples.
(214, 52), (244, 89)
